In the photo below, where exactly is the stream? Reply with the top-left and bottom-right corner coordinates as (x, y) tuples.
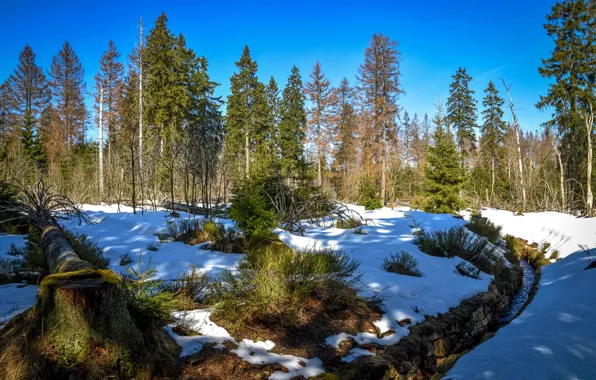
(497, 259), (537, 324)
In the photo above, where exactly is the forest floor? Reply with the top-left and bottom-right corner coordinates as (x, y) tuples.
(1, 205), (594, 378)
(446, 209), (596, 379)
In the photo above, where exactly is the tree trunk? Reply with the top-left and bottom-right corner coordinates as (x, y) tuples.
(381, 122), (387, 203)
(245, 130), (250, 178)
(552, 140), (566, 211)
(139, 18), (144, 215)
(317, 132), (322, 187)
(99, 87), (104, 200)
(586, 103), (594, 216)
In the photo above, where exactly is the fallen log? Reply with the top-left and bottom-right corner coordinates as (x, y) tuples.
(0, 180), (179, 379)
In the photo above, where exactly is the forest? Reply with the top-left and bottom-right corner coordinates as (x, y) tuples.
(0, 1), (595, 380)
(1, 1), (594, 216)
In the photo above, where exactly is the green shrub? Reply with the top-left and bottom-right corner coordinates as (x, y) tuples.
(466, 216), (502, 244)
(119, 252), (133, 266)
(229, 190), (277, 238)
(211, 244), (362, 327)
(8, 233), (48, 277)
(455, 261), (480, 279)
(146, 243), (159, 252)
(505, 235), (552, 268)
(122, 253), (178, 328)
(415, 226), (497, 274)
(358, 176), (383, 210)
(336, 217), (365, 229)
(383, 251), (422, 277)
(162, 266), (210, 310)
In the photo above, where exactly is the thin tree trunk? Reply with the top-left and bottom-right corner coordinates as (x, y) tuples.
(131, 142), (136, 214)
(586, 102), (594, 216)
(317, 132), (322, 187)
(381, 122), (387, 203)
(138, 17), (144, 214)
(491, 155), (495, 201)
(245, 130), (250, 178)
(552, 139), (566, 211)
(99, 86), (104, 199)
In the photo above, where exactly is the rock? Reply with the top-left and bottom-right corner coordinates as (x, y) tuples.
(398, 318), (412, 327)
(341, 355), (391, 380)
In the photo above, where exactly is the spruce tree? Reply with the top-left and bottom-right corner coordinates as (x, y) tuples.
(446, 67), (477, 166)
(224, 46), (260, 181)
(304, 61), (336, 186)
(480, 81), (507, 199)
(279, 65), (307, 180)
(8, 45), (49, 161)
(358, 33), (404, 202)
(144, 13), (186, 144)
(537, 0), (596, 208)
(424, 103), (463, 213)
(95, 40), (124, 164)
(48, 41), (87, 151)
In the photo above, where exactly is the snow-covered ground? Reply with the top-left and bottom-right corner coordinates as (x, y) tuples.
(278, 206), (493, 349)
(480, 208), (595, 259)
(0, 234), (38, 325)
(63, 204), (244, 280)
(447, 211), (596, 379)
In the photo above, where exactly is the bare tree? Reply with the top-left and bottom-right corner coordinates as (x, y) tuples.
(551, 134), (566, 211)
(502, 79), (527, 211)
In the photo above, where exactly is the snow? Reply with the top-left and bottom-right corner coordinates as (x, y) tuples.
(0, 283), (38, 325)
(0, 234), (27, 259)
(165, 309), (324, 379)
(447, 211), (596, 380)
(278, 207), (492, 347)
(63, 204), (244, 280)
(0, 234), (38, 326)
(164, 309), (237, 356)
(479, 208), (596, 259)
(232, 339), (325, 380)
(342, 347), (375, 363)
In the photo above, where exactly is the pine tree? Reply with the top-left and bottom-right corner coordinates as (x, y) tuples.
(304, 61), (336, 186)
(49, 41), (87, 151)
(95, 40), (124, 164)
(358, 33), (404, 202)
(424, 103), (463, 213)
(537, 0), (596, 210)
(480, 81), (507, 199)
(7, 45), (49, 161)
(224, 46), (260, 181)
(279, 65), (307, 180)
(446, 67), (477, 166)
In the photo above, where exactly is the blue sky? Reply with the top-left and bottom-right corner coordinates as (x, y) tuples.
(0, 0), (557, 140)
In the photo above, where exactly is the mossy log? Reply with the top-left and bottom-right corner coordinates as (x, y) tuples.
(0, 222), (178, 379)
